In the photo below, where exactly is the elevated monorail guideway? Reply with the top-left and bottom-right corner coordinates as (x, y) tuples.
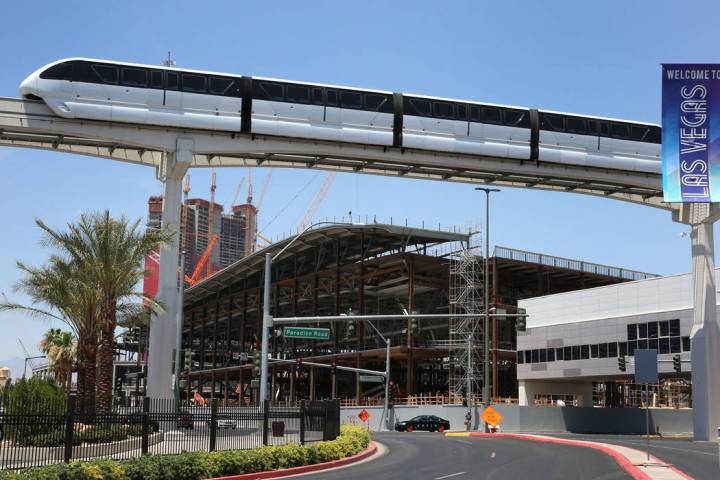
(0, 57), (669, 402)
(0, 97), (663, 206)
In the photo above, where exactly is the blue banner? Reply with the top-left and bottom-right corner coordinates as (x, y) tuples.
(662, 64), (720, 203)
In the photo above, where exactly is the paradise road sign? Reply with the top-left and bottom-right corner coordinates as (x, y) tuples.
(481, 406), (503, 427)
(359, 375), (384, 383)
(283, 326), (331, 340)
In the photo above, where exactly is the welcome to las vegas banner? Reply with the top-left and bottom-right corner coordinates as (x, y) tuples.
(662, 64), (720, 203)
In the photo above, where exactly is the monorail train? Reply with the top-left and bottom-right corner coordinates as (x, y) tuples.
(19, 58), (661, 174)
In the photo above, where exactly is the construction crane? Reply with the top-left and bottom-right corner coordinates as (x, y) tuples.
(298, 172), (337, 231)
(257, 169), (273, 211)
(184, 234), (220, 286)
(229, 177), (246, 206)
(19, 338), (44, 378)
(206, 169), (217, 277)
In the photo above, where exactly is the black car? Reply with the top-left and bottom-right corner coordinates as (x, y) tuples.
(177, 410), (194, 430)
(395, 415), (450, 433)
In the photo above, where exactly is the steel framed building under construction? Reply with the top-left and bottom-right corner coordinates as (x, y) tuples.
(179, 223), (654, 406)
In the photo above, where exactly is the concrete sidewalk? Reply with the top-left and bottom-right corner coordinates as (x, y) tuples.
(446, 432), (694, 480)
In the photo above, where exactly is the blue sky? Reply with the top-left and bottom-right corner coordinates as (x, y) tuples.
(1, 0), (718, 361)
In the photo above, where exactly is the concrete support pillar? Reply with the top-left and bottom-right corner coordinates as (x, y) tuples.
(147, 139), (192, 401)
(673, 203), (720, 441)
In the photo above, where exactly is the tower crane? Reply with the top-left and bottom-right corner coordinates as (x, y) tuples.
(206, 169), (217, 277)
(229, 177), (246, 206)
(298, 173), (337, 231)
(257, 169), (273, 211)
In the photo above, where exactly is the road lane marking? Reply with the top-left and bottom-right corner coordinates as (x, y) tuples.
(435, 472), (466, 479)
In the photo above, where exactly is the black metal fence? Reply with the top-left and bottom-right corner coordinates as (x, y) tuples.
(0, 396), (340, 471)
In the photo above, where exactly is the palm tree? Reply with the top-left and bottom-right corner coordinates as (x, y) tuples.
(36, 211), (172, 413)
(1, 256), (100, 413)
(39, 328), (76, 392)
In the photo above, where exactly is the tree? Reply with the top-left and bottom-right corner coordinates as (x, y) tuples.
(39, 328), (76, 392)
(36, 211), (172, 413)
(1, 256), (101, 415)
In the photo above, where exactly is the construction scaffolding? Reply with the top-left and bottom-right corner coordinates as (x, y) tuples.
(448, 231), (485, 404)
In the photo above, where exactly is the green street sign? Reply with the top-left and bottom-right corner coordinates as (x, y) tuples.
(283, 326), (331, 340)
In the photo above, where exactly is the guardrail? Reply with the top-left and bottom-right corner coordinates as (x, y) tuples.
(494, 246), (656, 281)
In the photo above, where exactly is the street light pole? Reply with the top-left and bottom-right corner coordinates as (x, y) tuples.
(475, 187), (499, 423)
(363, 318), (391, 431)
(260, 222), (352, 404)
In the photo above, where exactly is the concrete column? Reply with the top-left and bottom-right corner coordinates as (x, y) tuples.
(673, 203), (720, 441)
(147, 140), (192, 401)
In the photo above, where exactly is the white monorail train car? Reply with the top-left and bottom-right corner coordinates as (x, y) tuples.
(20, 58), (661, 174)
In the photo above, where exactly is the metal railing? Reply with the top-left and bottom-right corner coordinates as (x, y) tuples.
(0, 395), (340, 471)
(494, 246), (657, 281)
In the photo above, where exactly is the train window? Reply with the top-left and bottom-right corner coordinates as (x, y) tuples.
(566, 117), (586, 134)
(563, 346), (571, 360)
(364, 94), (389, 112)
(555, 348), (564, 361)
(482, 107), (502, 124)
(542, 114), (565, 132)
(405, 98), (432, 116)
(631, 126), (650, 141)
(166, 72), (179, 90)
(517, 352), (524, 364)
(151, 71), (163, 88)
(254, 82), (284, 101)
(581, 345), (590, 359)
(590, 344), (599, 358)
(91, 65), (118, 84)
(457, 104), (467, 121)
(539, 349), (547, 362)
(122, 68), (147, 88)
(586, 120), (597, 134)
(210, 77), (233, 95)
(646, 127), (661, 143)
(599, 121), (609, 136)
(433, 101), (455, 120)
(287, 85), (311, 103)
(340, 91), (363, 109)
(469, 106), (482, 122)
(312, 88), (324, 105)
(610, 123), (630, 139)
(504, 110), (529, 127)
(183, 74), (206, 93)
(524, 351), (531, 363)
(326, 89), (338, 106)
(40, 62), (74, 81)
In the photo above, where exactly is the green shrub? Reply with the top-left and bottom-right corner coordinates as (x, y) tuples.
(4, 378), (66, 445)
(10, 424), (371, 480)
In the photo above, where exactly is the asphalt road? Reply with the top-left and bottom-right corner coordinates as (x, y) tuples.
(290, 432), (633, 479)
(549, 434), (719, 480)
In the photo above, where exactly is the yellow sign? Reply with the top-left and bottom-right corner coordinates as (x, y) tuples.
(481, 406), (503, 427)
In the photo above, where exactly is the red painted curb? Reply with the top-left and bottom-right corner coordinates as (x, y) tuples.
(211, 441), (378, 480)
(462, 433), (693, 480)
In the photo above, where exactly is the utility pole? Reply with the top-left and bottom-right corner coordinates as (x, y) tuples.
(475, 187), (499, 430)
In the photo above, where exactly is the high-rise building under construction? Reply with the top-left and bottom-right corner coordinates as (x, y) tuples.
(144, 195), (258, 296)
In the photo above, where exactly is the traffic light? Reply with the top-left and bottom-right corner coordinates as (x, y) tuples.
(673, 354), (681, 373)
(252, 350), (261, 377)
(296, 357), (303, 368)
(618, 355), (626, 372)
(330, 360), (337, 375)
(388, 380), (396, 406)
(184, 349), (193, 371)
(516, 307), (527, 332)
(346, 321), (356, 338)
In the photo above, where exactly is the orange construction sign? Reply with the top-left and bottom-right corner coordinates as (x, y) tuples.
(358, 409), (370, 423)
(481, 406), (503, 427)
